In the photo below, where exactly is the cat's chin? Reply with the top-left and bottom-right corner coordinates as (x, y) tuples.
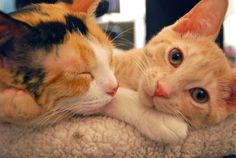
(139, 90), (181, 117)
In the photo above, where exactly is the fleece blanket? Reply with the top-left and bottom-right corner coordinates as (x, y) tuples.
(0, 114), (236, 158)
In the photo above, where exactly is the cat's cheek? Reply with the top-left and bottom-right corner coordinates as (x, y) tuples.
(138, 88), (153, 108)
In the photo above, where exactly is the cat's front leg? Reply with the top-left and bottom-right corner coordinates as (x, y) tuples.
(103, 88), (188, 143)
(0, 88), (42, 124)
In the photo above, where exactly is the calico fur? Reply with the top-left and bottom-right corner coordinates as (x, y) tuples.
(0, 0), (118, 124)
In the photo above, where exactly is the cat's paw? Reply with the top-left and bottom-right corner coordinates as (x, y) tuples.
(0, 88), (23, 106)
(0, 88), (40, 120)
(137, 111), (188, 144)
(0, 88), (27, 107)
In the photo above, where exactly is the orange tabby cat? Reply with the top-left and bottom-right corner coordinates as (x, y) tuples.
(0, 0), (118, 124)
(107, 0), (235, 140)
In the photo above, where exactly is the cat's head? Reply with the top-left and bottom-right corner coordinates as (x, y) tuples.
(139, 0), (235, 128)
(0, 0), (118, 114)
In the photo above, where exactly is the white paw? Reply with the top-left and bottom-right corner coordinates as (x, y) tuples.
(137, 110), (188, 144)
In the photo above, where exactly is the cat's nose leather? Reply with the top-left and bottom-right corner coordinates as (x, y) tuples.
(155, 82), (169, 98)
(106, 86), (119, 96)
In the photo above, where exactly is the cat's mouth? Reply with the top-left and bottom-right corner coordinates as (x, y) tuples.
(153, 97), (181, 113)
(152, 97), (194, 128)
(149, 96), (180, 115)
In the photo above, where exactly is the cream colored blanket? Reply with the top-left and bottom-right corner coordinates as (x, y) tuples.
(0, 114), (236, 158)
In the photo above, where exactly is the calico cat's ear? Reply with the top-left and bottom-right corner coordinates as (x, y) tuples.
(0, 11), (35, 49)
(60, 0), (100, 15)
(172, 0), (228, 40)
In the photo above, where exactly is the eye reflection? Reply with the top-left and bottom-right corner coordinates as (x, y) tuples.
(168, 48), (183, 67)
(190, 88), (209, 104)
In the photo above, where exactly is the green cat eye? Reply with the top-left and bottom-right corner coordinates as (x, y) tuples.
(190, 88), (209, 104)
(168, 48), (183, 67)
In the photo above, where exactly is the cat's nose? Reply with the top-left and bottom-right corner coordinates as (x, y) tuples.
(106, 85), (119, 96)
(154, 82), (169, 98)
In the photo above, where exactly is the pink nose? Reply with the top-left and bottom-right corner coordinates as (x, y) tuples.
(154, 82), (169, 97)
(106, 86), (119, 96)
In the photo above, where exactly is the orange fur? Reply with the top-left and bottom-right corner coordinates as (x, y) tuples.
(113, 0), (234, 128)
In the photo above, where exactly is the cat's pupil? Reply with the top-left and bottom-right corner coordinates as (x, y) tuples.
(190, 88), (209, 104)
(168, 48), (183, 67)
(172, 52), (181, 61)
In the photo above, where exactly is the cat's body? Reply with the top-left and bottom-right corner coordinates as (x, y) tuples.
(0, 0), (118, 124)
(105, 0), (236, 141)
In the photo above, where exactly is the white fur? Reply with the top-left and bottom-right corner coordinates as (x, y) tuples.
(89, 41), (117, 92)
(103, 88), (188, 143)
(57, 41), (117, 114)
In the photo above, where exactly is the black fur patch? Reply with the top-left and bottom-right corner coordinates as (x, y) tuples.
(27, 22), (67, 49)
(26, 16), (88, 49)
(65, 15), (88, 35)
(14, 67), (45, 99)
(60, 0), (73, 4)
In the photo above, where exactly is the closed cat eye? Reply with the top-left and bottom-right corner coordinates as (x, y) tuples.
(190, 88), (209, 104)
(80, 72), (94, 78)
(168, 48), (183, 67)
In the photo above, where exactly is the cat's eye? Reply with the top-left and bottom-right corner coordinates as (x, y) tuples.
(80, 72), (93, 78)
(168, 48), (183, 67)
(190, 88), (209, 104)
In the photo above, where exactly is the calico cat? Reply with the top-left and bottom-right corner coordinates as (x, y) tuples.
(0, 0), (118, 124)
(105, 0), (236, 142)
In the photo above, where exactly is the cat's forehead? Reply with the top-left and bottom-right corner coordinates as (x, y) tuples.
(11, 3), (87, 28)
(10, 3), (112, 59)
(148, 30), (232, 83)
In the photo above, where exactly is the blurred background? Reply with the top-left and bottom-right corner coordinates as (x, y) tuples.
(0, 0), (236, 61)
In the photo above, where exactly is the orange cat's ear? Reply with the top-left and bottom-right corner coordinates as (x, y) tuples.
(225, 73), (236, 114)
(172, 0), (228, 40)
(60, 0), (100, 15)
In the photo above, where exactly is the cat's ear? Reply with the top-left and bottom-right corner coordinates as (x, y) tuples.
(225, 72), (236, 114)
(60, 0), (100, 15)
(172, 0), (228, 40)
(0, 11), (37, 69)
(0, 11), (34, 48)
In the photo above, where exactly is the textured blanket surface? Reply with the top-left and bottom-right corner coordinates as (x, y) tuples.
(0, 114), (236, 158)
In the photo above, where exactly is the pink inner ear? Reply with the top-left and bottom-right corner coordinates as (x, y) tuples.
(0, 58), (3, 68)
(226, 94), (236, 107)
(0, 57), (11, 69)
(172, 0), (228, 39)
(225, 83), (236, 113)
(0, 26), (7, 32)
(173, 11), (217, 37)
